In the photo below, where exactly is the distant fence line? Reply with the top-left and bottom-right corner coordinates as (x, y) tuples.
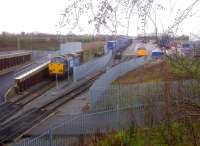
(73, 51), (112, 82)
(89, 56), (151, 107)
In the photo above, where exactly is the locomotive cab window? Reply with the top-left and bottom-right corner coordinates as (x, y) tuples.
(51, 57), (65, 63)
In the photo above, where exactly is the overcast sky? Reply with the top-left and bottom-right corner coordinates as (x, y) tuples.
(0, 0), (200, 36)
(0, 0), (66, 34)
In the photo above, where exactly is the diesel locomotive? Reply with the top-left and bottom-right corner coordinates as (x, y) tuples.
(48, 54), (80, 78)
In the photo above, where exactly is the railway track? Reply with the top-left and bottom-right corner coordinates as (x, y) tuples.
(0, 72), (101, 144)
(0, 81), (55, 124)
(112, 56), (135, 67)
(0, 48), (131, 143)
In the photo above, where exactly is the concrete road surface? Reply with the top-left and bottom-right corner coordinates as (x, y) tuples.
(123, 41), (157, 57)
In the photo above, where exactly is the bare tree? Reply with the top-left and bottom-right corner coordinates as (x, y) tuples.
(59, 0), (200, 37)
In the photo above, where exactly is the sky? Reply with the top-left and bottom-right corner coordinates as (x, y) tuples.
(0, 0), (67, 34)
(0, 0), (200, 37)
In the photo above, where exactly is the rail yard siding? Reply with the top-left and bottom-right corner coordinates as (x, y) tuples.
(89, 56), (151, 107)
(73, 50), (112, 82)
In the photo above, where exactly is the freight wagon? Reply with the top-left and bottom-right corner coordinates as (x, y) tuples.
(0, 51), (32, 75)
(106, 37), (132, 52)
(181, 42), (193, 56)
(15, 61), (49, 92)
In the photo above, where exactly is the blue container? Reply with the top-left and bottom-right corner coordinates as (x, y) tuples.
(152, 49), (162, 58)
(152, 52), (162, 57)
(182, 43), (193, 49)
(107, 41), (116, 51)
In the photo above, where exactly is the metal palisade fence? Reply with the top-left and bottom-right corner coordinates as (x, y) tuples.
(73, 50), (112, 82)
(12, 105), (145, 146)
(11, 80), (200, 146)
(89, 56), (151, 107)
(92, 80), (200, 111)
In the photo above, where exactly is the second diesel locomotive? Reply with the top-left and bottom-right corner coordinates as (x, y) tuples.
(135, 47), (148, 57)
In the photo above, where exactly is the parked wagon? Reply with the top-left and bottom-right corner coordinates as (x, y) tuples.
(106, 37), (132, 53)
(181, 42), (193, 56)
(106, 41), (116, 51)
(15, 61), (49, 92)
(0, 51), (32, 75)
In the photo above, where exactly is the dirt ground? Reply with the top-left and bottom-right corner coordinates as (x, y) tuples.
(82, 41), (105, 50)
(113, 60), (170, 84)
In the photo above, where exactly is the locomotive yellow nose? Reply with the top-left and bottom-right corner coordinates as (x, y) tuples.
(136, 48), (148, 57)
(48, 63), (64, 75)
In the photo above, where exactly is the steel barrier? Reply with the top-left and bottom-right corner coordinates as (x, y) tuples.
(73, 51), (112, 82)
(89, 56), (151, 107)
(12, 105), (146, 146)
(92, 80), (200, 110)
(11, 80), (200, 146)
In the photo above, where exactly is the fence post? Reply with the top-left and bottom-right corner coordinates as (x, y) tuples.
(49, 128), (53, 146)
(73, 67), (77, 82)
(117, 104), (120, 129)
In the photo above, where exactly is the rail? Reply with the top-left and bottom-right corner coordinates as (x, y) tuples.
(0, 72), (102, 144)
(0, 81), (55, 125)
